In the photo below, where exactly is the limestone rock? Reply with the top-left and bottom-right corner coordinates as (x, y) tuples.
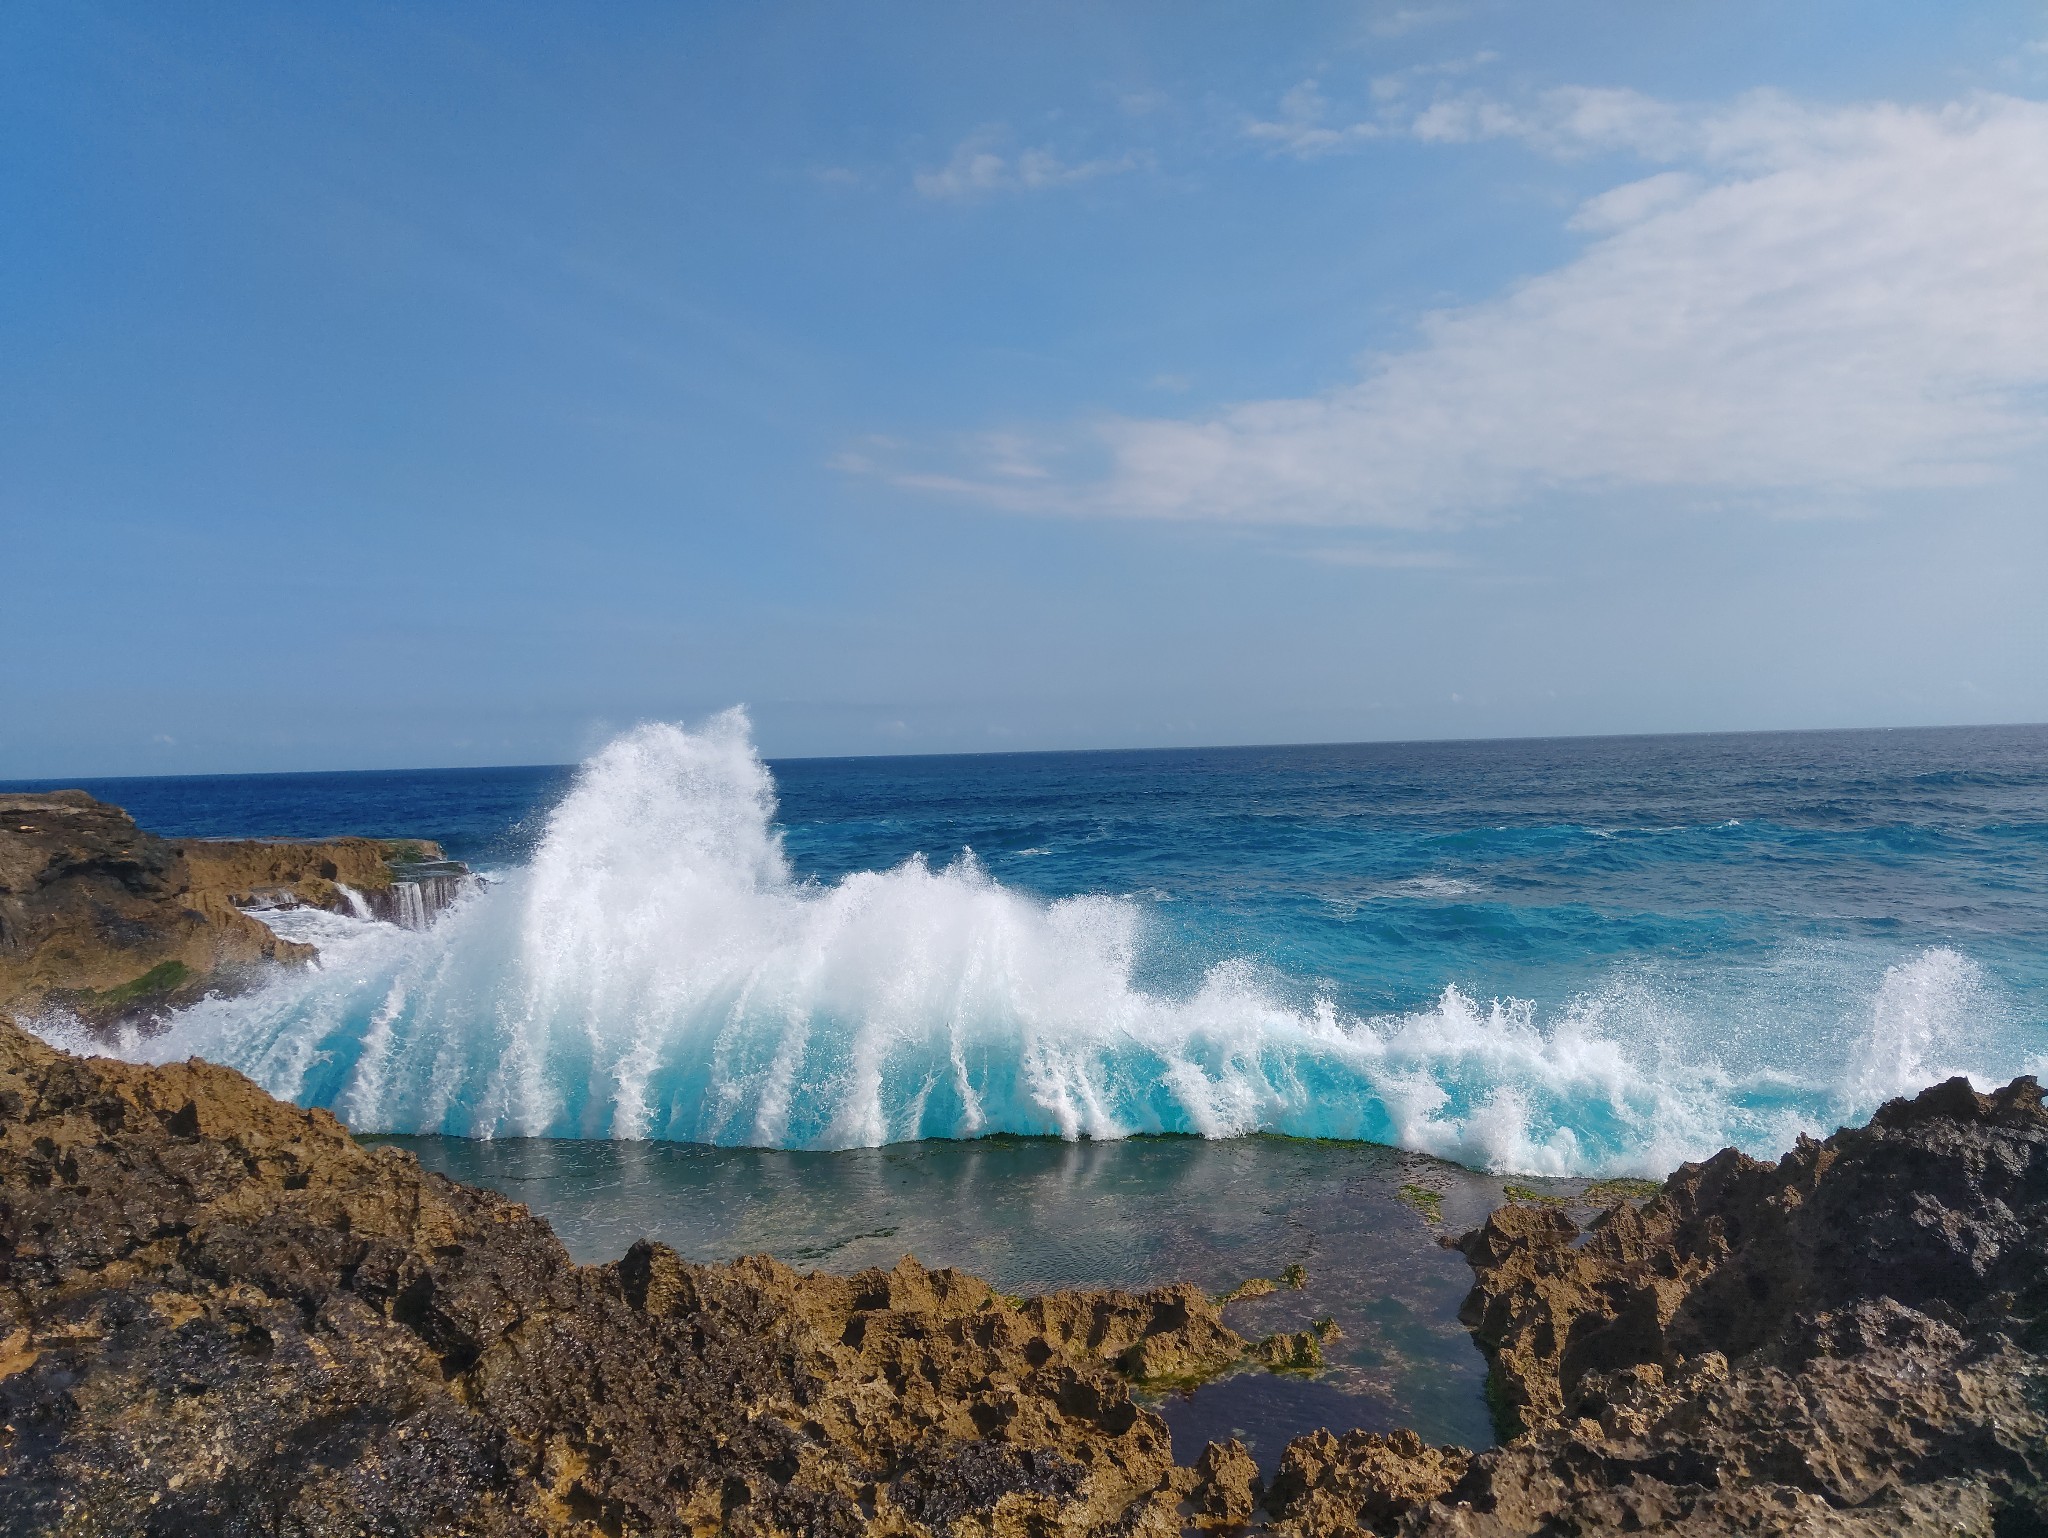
(1189, 1438), (1262, 1525)
(0, 1016), (1248, 1536)
(0, 791), (314, 1026)
(0, 791), (463, 1028)
(176, 834), (448, 918)
(1266, 1429), (1469, 1537)
(1266, 1074), (2048, 1534)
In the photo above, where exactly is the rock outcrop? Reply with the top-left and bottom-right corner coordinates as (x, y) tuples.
(1270, 1075), (2048, 1535)
(0, 792), (314, 1027)
(0, 1017), (1261, 1537)
(0, 792), (465, 1028)
(176, 834), (451, 923)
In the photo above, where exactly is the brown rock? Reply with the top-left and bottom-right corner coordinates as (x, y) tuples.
(1189, 1438), (1262, 1525)
(1457, 1075), (2048, 1440)
(0, 792), (464, 1029)
(1266, 1428), (1469, 1537)
(0, 1015), (1248, 1536)
(1270, 1075), (2048, 1534)
(0, 791), (314, 1026)
(176, 834), (447, 917)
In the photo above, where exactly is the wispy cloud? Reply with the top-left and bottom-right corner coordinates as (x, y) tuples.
(1307, 544), (1461, 569)
(858, 90), (2048, 528)
(1369, 49), (1500, 103)
(1368, 4), (1466, 38)
(914, 128), (1149, 200)
(1409, 85), (1689, 157)
(1244, 80), (1388, 157)
(1247, 73), (1686, 162)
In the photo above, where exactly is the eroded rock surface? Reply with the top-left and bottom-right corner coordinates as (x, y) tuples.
(1275, 1075), (2048, 1535)
(0, 792), (314, 1026)
(0, 1018), (1256, 1536)
(0, 792), (461, 1027)
(177, 835), (452, 922)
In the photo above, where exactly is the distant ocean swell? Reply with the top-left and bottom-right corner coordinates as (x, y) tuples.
(67, 713), (2040, 1176)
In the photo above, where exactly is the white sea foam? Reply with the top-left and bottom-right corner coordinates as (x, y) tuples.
(61, 711), (2035, 1175)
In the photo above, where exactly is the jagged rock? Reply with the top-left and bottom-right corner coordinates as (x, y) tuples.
(1189, 1439), (1262, 1524)
(0, 1017), (1250, 1536)
(1456, 1074), (2048, 1437)
(1251, 1329), (1324, 1372)
(1266, 1429), (1469, 1537)
(1265, 1075), (2048, 1535)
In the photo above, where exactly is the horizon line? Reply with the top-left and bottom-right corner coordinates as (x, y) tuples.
(4, 715), (2044, 787)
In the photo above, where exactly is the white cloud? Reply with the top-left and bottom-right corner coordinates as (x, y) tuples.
(1410, 85), (1689, 157)
(1245, 80), (1387, 157)
(867, 90), (2048, 528)
(914, 128), (1148, 200)
(1247, 72), (1676, 163)
(1369, 49), (1501, 104)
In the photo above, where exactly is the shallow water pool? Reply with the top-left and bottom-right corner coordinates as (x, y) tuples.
(385, 1131), (1583, 1466)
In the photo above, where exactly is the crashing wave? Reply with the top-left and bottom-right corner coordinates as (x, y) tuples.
(72, 710), (2035, 1174)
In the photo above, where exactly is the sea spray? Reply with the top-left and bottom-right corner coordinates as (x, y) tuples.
(79, 711), (2036, 1175)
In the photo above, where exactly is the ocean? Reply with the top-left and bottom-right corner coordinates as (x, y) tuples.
(14, 715), (2048, 1458)
(20, 713), (2047, 1173)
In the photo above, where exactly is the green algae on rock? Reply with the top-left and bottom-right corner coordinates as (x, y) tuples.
(1395, 1184), (1446, 1225)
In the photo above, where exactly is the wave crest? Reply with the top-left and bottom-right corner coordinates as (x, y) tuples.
(72, 713), (2029, 1175)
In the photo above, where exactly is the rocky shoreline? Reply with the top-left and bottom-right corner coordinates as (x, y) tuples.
(4, 1018), (2041, 1535)
(0, 791), (468, 1029)
(0, 795), (2044, 1534)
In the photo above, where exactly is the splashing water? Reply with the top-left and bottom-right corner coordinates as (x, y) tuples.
(68, 711), (2039, 1174)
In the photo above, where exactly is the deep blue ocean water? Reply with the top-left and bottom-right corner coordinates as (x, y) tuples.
(13, 717), (2048, 1174)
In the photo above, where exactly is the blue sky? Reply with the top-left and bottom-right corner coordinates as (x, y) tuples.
(4, 1), (2046, 775)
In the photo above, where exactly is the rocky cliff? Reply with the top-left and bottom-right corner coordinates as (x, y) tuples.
(0, 792), (461, 1029)
(0, 792), (315, 1028)
(2, 1011), (2043, 1535)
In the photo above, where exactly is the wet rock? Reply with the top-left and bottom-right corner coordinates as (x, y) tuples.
(177, 834), (461, 925)
(0, 791), (314, 1027)
(1265, 1074), (2048, 1534)
(0, 1016), (1247, 1536)
(1250, 1329), (1323, 1372)
(0, 792), (469, 1029)
(1266, 1429), (1469, 1537)
(1457, 1074), (2048, 1437)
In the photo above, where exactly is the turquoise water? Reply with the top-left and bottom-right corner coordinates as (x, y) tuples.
(19, 715), (2048, 1174)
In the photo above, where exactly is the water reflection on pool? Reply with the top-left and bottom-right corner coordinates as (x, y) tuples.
(383, 1132), (1570, 1466)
